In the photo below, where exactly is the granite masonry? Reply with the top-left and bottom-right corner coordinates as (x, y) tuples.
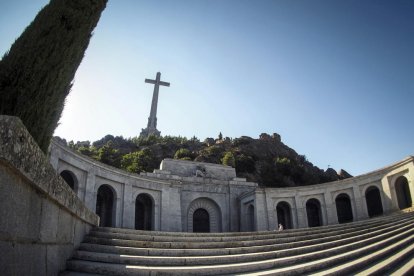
(49, 137), (414, 233)
(0, 116), (99, 275)
(1, 115), (413, 275)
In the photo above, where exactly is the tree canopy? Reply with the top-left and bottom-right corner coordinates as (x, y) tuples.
(61, 132), (348, 187)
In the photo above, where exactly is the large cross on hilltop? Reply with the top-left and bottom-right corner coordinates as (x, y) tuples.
(140, 72), (170, 137)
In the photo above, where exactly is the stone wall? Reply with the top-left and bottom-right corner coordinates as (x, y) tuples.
(0, 116), (98, 276)
(47, 123), (414, 234)
(243, 156), (414, 231)
(50, 140), (257, 232)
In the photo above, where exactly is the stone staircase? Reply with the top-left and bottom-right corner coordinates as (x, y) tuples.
(61, 212), (414, 275)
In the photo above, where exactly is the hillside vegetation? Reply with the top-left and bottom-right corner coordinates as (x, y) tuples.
(56, 132), (352, 187)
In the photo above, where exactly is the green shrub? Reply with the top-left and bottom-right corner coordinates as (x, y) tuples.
(121, 148), (157, 173)
(222, 151), (235, 167)
(174, 148), (192, 160)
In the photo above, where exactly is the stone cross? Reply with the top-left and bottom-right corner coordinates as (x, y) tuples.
(141, 72), (170, 137)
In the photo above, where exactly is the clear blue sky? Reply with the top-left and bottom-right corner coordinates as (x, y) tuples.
(1, 0), (413, 176)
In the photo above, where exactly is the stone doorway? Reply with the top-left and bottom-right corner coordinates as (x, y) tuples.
(187, 197), (222, 232)
(193, 208), (210, 232)
(135, 193), (153, 230)
(365, 186), (383, 217)
(335, 193), (353, 223)
(306, 198), (322, 227)
(276, 201), (293, 229)
(96, 185), (115, 227)
(246, 204), (255, 231)
(395, 176), (412, 210)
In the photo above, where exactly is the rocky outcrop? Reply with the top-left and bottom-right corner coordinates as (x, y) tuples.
(338, 169), (353, 179)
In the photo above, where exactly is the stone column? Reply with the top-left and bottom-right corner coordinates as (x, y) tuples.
(122, 181), (135, 229)
(295, 195), (307, 228)
(115, 184), (124, 228)
(353, 185), (368, 220)
(382, 176), (401, 213)
(324, 192), (337, 225)
(265, 191), (277, 231)
(160, 185), (182, 232)
(254, 189), (269, 231)
(84, 168), (97, 211)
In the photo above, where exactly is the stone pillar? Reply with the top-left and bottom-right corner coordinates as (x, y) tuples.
(383, 175), (402, 212)
(228, 186), (240, 232)
(76, 170), (87, 203)
(295, 195), (307, 228)
(160, 185), (182, 232)
(122, 181), (135, 229)
(409, 168), (414, 207)
(254, 189), (269, 231)
(115, 184), (124, 228)
(324, 192), (338, 225)
(353, 185), (368, 220)
(265, 191), (277, 231)
(84, 169), (96, 211)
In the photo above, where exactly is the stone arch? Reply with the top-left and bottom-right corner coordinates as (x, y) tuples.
(335, 193), (353, 223)
(59, 170), (77, 191)
(365, 185), (383, 217)
(135, 193), (154, 230)
(96, 184), (116, 227)
(306, 198), (323, 227)
(395, 176), (412, 210)
(246, 204), (255, 231)
(276, 201), (293, 229)
(188, 198), (222, 232)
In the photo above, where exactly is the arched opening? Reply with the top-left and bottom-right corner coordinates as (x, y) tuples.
(395, 176), (412, 210)
(193, 208), (210, 233)
(96, 185), (115, 227)
(188, 198), (221, 232)
(365, 186), (383, 217)
(306, 198), (322, 227)
(135, 193), (153, 230)
(335, 193), (353, 223)
(276, 201), (293, 229)
(246, 204), (255, 231)
(60, 170), (76, 191)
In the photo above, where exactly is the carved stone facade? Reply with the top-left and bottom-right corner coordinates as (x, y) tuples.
(49, 139), (414, 232)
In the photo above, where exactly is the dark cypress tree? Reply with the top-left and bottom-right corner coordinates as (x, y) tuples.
(0, 0), (107, 152)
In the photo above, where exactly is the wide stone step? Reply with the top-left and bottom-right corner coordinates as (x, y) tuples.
(354, 241), (414, 276)
(83, 215), (414, 250)
(239, 229), (414, 276)
(66, 226), (414, 275)
(72, 222), (414, 266)
(386, 247), (414, 276)
(92, 211), (414, 239)
(78, 218), (414, 257)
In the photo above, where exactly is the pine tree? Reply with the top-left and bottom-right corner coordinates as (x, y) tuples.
(0, 0), (107, 152)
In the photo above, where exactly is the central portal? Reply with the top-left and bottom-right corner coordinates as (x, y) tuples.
(193, 208), (210, 232)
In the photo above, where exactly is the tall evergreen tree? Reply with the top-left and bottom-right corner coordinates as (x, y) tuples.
(0, 0), (107, 152)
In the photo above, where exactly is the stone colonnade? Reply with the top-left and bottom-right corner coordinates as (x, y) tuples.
(50, 139), (414, 233)
(240, 157), (414, 231)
